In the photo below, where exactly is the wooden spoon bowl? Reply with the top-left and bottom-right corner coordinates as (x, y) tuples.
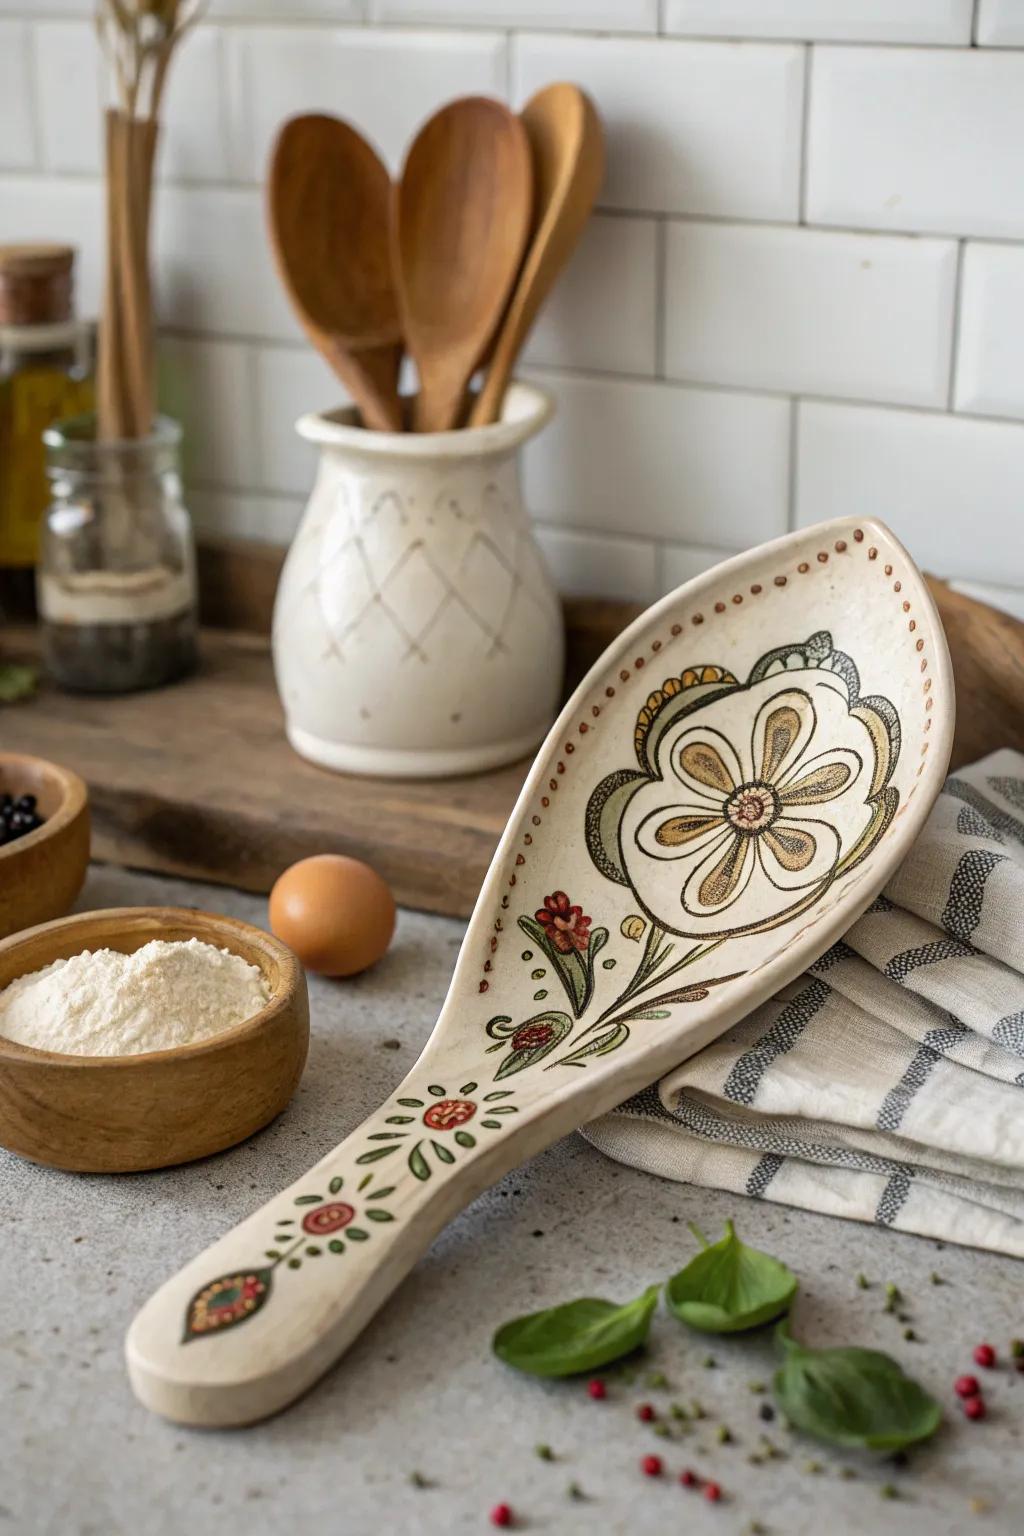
(0, 907), (308, 1173)
(0, 752), (90, 940)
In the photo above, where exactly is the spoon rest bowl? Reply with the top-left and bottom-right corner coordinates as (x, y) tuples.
(127, 517), (953, 1425)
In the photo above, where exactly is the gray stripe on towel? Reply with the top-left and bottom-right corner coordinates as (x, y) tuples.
(722, 977), (833, 1106)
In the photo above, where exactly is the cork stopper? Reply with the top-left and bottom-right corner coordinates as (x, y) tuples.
(0, 244), (75, 326)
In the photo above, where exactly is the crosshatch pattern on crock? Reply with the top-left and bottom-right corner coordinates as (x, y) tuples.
(480, 528), (935, 994)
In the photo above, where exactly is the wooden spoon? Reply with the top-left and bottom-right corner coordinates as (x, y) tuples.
(393, 98), (533, 433)
(268, 114), (403, 433)
(126, 518), (953, 1427)
(469, 84), (604, 429)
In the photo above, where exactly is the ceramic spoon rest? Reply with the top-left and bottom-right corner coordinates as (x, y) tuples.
(127, 517), (953, 1426)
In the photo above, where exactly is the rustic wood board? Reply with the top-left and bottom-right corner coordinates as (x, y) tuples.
(2, 573), (1021, 918)
(1, 627), (528, 917)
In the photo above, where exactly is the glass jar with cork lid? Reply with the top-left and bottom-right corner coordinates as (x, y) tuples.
(0, 245), (94, 576)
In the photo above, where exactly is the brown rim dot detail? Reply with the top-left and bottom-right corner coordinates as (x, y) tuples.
(489, 937), (497, 951)
(714, 601), (726, 613)
(798, 562), (809, 573)
(774, 575), (787, 587)
(515, 854), (525, 866)
(909, 620), (916, 632)
(606, 686), (615, 698)
(557, 762), (566, 773)
(509, 875), (517, 886)
(484, 959), (492, 971)
(894, 580), (901, 592)
(915, 639), (924, 652)
(565, 743), (575, 754)
(671, 623), (682, 636)
(479, 981), (489, 993)
(620, 669), (630, 682)
(592, 705), (600, 717)
(732, 594), (743, 604)
(692, 613), (704, 625)
(902, 600), (910, 612)
(532, 814), (541, 825)
(922, 740), (930, 753)
(926, 696), (933, 710)
(925, 718), (932, 731)
(549, 778), (557, 790)
(868, 547), (877, 559)
(884, 563), (892, 576)
(751, 583), (762, 594)
(817, 551), (828, 563)
(917, 763), (925, 777)
(835, 539), (847, 552)
(924, 678), (932, 691)
(523, 833), (532, 844)
(920, 659), (927, 672)
(635, 657), (645, 668)
(853, 529), (864, 542)
(541, 795), (549, 806)
(652, 639), (662, 651)
(579, 722), (589, 734)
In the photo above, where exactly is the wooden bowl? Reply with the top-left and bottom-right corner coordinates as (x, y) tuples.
(0, 752), (90, 940)
(0, 907), (309, 1172)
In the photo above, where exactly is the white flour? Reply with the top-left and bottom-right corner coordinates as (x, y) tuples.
(0, 938), (270, 1056)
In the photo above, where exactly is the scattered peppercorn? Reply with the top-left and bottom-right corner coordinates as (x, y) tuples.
(408, 1471), (431, 1489)
(758, 1403), (775, 1423)
(587, 1378), (606, 1400)
(0, 792), (44, 847)
(636, 1403), (656, 1423)
(856, 1273), (870, 1289)
(641, 1455), (663, 1478)
(703, 1481), (722, 1503)
(680, 1469), (698, 1488)
(930, 1271), (944, 1286)
(955, 1375), (981, 1399)
(489, 1503), (513, 1527)
(715, 1425), (732, 1444)
(534, 1444), (554, 1461)
(963, 1396), (986, 1421)
(973, 1343), (997, 1369)
(567, 1482), (584, 1502)
(903, 1327), (918, 1342)
(703, 1355), (717, 1368)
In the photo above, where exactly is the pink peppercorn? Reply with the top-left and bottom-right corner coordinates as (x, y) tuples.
(587, 1378), (606, 1400)
(641, 1455), (663, 1477)
(963, 1396), (986, 1421)
(973, 1343), (997, 1369)
(680, 1469), (698, 1488)
(704, 1481), (723, 1502)
(489, 1504), (513, 1528)
(636, 1403), (656, 1422)
(954, 1374), (981, 1399)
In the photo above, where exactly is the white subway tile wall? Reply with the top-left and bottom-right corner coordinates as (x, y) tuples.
(0, 4), (1020, 609)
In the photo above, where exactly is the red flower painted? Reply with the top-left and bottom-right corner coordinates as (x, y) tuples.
(535, 890), (592, 953)
(423, 1099), (477, 1131)
(302, 1201), (355, 1236)
(512, 1022), (556, 1051)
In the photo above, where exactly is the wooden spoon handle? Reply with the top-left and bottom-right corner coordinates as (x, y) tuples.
(321, 337), (403, 432)
(126, 1049), (531, 1425)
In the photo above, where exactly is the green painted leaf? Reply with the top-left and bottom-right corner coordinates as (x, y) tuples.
(355, 1145), (400, 1164)
(521, 950), (533, 961)
(517, 916), (590, 1017)
(181, 1265), (274, 1339)
(772, 1323), (942, 1451)
(277, 1218), (294, 1225)
(288, 1258), (302, 1269)
(274, 1235), (290, 1245)
(328, 1240), (344, 1254)
(481, 1119), (502, 1130)
(409, 1142), (431, 1181)
(264, 1250), (281, 1260)
(358, 1173), (372, 1190)
(666, 1221), (797, 1334)
(294, 1194), (322, 1205)
(482, 1105), (518, 1115)
(367, 1187), (395, 1200)
(485, 1015), (516, 1041)
(346, 1228), (369, 1241)
(530, 970), (546, 980)
(397, 1098), (424, 1107)
(366, 1209), (394, 1222)
(305, 1245), (322, 1257)
(386, 1115), (415, 1125)
(493, 1284), (660, 1378)
(427, 1084), (446, 1096)
(328, 1176), (344, 1194)
(484, 1091), (515, 1102)
(432, 1141), (455, 1164)
(454, 1131), (475, 1148)
(460, 1081), (478, 1095)
(367, 1132), (408, 1141)
(556, 1022), (630, 1068)
(493, 1010), (572, 1080)
(602, 958), (616, 969)
(533, 990), (548, 1001)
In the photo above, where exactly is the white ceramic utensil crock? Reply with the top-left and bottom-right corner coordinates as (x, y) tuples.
(272, 382), (563, 778)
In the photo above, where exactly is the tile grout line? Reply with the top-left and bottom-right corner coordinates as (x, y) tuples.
(797, 41), (813, 225)
(947, 239), (967, 411)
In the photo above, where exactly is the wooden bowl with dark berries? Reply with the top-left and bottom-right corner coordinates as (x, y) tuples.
(0, 753), (90, 940)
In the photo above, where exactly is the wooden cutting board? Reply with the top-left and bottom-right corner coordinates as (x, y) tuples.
(2, 575), (1021, 918)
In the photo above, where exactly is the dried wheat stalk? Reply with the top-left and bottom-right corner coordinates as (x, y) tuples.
(95, 0), (204, 441)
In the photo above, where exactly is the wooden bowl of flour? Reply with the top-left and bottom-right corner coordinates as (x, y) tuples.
(0, 752), (90, 940)
(0, 907), (308, 1172)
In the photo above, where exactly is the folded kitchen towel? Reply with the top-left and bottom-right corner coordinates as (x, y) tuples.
(582, 750), (1024, 1257)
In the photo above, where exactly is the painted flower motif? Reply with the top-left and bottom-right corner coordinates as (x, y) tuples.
(511, 1021), (557, 1051)
(423, 1098), (477, 1131)
(587, 633), (899, 942)
(535, 890), (592, 953)
(302, 1201), (355, 1236)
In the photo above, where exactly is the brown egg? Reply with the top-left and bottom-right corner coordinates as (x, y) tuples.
(268, 854), (396, 976)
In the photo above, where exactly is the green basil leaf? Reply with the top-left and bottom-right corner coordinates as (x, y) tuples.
(772, 1322), (942, 1452)
(665, 1220), (797, 1334)
(493, 1284), (660, 1378)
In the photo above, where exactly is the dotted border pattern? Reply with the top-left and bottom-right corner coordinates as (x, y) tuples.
(478, 529), (936, 992)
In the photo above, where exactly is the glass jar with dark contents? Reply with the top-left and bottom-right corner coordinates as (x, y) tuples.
(38, 414), (198, 692)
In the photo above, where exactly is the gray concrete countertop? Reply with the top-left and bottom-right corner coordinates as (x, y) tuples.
(2, 864), (1022, 1536)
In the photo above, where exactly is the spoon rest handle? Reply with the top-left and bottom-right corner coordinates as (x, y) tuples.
(126, 1054), (530, 1425)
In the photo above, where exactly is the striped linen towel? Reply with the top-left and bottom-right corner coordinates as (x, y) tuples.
(582, 750), (1024, 1257)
